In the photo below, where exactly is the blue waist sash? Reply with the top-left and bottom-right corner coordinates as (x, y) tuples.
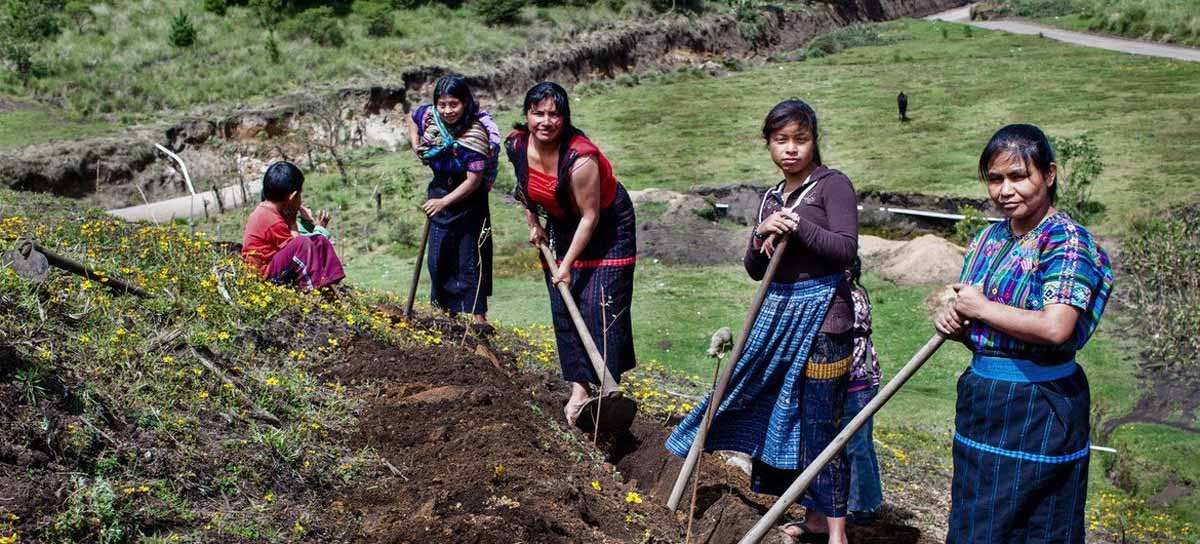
(971, 354), (1077, 383)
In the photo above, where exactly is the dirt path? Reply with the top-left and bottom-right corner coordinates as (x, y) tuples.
(926, 5), (1200, 62)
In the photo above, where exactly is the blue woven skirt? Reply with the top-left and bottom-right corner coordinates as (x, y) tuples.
(947, 355), (1091, 543)
(666, 275), (847, 514)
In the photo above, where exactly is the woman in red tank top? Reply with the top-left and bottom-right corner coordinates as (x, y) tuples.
(505, 82), (638, 425)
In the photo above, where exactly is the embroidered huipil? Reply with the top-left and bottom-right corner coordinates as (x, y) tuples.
(958, 212), (1114, 363)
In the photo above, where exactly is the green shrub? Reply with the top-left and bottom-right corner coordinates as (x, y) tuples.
(204, 0), (228, 16)
(169, 9), (197, 47)
(953, 206), (990, 246)
(0, 41), (39, 82)
(473, 0), (525, 25)
(360, 2), (394, 36)
(392, 0), (424, 7)
(807, 24), (894, 55)
(63, 1), (93, 32)
(265, 31), (281, 63)
(0, 0), (62, 42)
(281, 6), (345, 46)
(251, 0), (286, 26)
(1121, 204), (1200, 387)
(1049, 134), (1105, 225)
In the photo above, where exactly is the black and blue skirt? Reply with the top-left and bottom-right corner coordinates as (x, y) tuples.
(544, 184), (637, 385)
(948, 354), (1091, 544)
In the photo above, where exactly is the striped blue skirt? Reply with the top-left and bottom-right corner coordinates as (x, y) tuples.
(948, 354), (1091, 543)
(666, 275), (849, 515)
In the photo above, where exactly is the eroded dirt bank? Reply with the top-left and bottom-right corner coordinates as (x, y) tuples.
(0, 0), (966, 209)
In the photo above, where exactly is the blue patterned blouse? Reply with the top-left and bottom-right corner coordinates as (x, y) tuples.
(958, 212), (1114, 362)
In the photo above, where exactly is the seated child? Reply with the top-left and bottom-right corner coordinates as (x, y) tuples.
(241, 161), (345, 291)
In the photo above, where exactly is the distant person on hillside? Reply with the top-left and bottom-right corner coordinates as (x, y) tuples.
(843, 256), (883, 524)
(666, 99), (858, 544)
(241, 161), (345, 291)
(935, 124), (1113, 543)
(897, 91), (908, 122)
(407, 75), (500, 330)
(506, 82), (638, 425)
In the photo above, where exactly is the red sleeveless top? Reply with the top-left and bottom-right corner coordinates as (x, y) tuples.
(525, 135), (618, 220)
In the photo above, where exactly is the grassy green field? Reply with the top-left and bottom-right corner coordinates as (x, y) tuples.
(183, 16), (1200, 538)
(565, 19), (1200, 235)
(0, 107), (119, 150)
(0, 0), (640, 120)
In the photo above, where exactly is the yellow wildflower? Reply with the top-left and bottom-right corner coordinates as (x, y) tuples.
(625, 491), (642, 505)
(591, 480), (601, 491)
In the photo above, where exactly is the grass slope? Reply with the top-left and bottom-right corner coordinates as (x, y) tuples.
(0, 0), (636, 120)
(568, 19), (1200, 235)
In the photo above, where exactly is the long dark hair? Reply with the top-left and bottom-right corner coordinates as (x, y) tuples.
(515, 81), (586, 157)
(978, 124), (1058, 203)
(761, 98), (823, 166)
(432, 74), (479, 136)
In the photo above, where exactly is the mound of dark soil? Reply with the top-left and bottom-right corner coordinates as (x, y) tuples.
(322, 312), (944, 543)
(326, 335), (687, 542)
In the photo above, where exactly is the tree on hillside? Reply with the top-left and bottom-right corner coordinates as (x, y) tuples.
(0, 0), (63, 82)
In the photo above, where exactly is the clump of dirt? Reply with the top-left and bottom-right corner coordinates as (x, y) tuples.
(860, 234), (964, 286)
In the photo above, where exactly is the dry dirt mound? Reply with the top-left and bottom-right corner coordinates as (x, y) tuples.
(630, 188), (747, 266)
(860, 234), (964, 286)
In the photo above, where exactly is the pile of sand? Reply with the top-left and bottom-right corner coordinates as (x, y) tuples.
(860, 234), (965, 286)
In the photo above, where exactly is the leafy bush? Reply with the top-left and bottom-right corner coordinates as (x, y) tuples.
(0, 0), (62, 42)
(473, 0), (525, 25)
(0, 40), (38, 82)
(265, 31), (281, 63)
(807, 23), (895, 55)
(1049, 134), (1105, 225)
(953, 206), (991, 246)
(169, 9), (197, 47)
(1121, 204), (1200, 387)
(360, 2), (395, 36)
(204, 0), (228, 16)
(281, 6), (345, 47)
(251, 0), (287, 26)
(63, 1), (93, 31)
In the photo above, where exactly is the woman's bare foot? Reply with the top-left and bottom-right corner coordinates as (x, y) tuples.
(564, 382), (591, 425)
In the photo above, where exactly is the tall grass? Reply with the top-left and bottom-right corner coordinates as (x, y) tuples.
(0, 0), (634, 119)
(999, 0), (1200, 46)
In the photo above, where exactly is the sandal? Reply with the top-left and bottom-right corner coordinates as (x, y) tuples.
(780, 520), (829, 543)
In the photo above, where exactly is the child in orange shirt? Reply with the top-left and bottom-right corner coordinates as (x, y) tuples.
(241, 161), (345, 290)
